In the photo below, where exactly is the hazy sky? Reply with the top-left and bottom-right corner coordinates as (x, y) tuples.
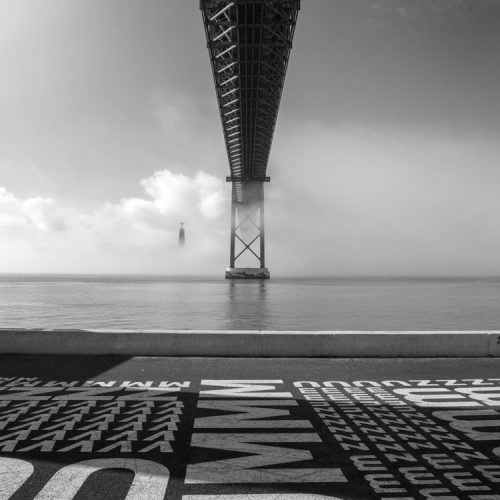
(1, 0), (500, 276)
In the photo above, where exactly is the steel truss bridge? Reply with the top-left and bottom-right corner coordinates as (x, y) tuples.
(200, 0), (300, 279)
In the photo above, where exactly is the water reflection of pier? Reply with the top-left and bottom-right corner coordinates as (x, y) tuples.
(225, 279), (271, 329)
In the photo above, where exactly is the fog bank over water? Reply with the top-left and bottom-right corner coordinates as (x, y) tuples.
(267, 121), (500, 277)
(2, 126), (499, 277)
(0, 169), (228, 275)
(1, 119), (499, 276)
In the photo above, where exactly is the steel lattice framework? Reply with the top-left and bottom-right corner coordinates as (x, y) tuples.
(200, 0), (300, 278)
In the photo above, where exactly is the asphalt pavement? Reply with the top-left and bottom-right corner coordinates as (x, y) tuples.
(1, 355), (500, 499)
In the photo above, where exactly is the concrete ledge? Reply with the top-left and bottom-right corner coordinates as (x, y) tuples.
(1, 329), (499, 357)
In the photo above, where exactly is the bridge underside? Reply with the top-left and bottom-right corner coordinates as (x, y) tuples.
(201, 0), (300, 278)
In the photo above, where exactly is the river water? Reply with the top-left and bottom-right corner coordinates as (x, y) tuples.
(0, 274), (499, 331)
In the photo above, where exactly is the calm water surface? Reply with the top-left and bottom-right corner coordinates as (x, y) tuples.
(0, 275), (499, 330)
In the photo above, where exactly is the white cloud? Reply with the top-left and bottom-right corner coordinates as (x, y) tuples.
(141, 169), (225, 220)
(0, 169), (229, 273)
(0, 187), (27, 228)
(84, 169), (227, 249)
(0, 186), (69, 232)
(22, 197), (69, 231)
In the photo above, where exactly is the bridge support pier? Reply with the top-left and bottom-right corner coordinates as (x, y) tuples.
(226, 183), (270, 279)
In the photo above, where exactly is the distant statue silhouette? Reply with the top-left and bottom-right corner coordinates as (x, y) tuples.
(179, 223), (185, 246)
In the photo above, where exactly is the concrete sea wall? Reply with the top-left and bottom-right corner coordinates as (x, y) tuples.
(0, 329), (499, 357)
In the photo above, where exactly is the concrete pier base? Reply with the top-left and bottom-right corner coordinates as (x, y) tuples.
(225, 267), (270, 279)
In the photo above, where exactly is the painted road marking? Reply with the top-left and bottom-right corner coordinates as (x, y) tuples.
(0, 377), (500, 498)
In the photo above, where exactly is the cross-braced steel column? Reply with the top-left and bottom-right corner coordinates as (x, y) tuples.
(226, 182), (269, 279)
